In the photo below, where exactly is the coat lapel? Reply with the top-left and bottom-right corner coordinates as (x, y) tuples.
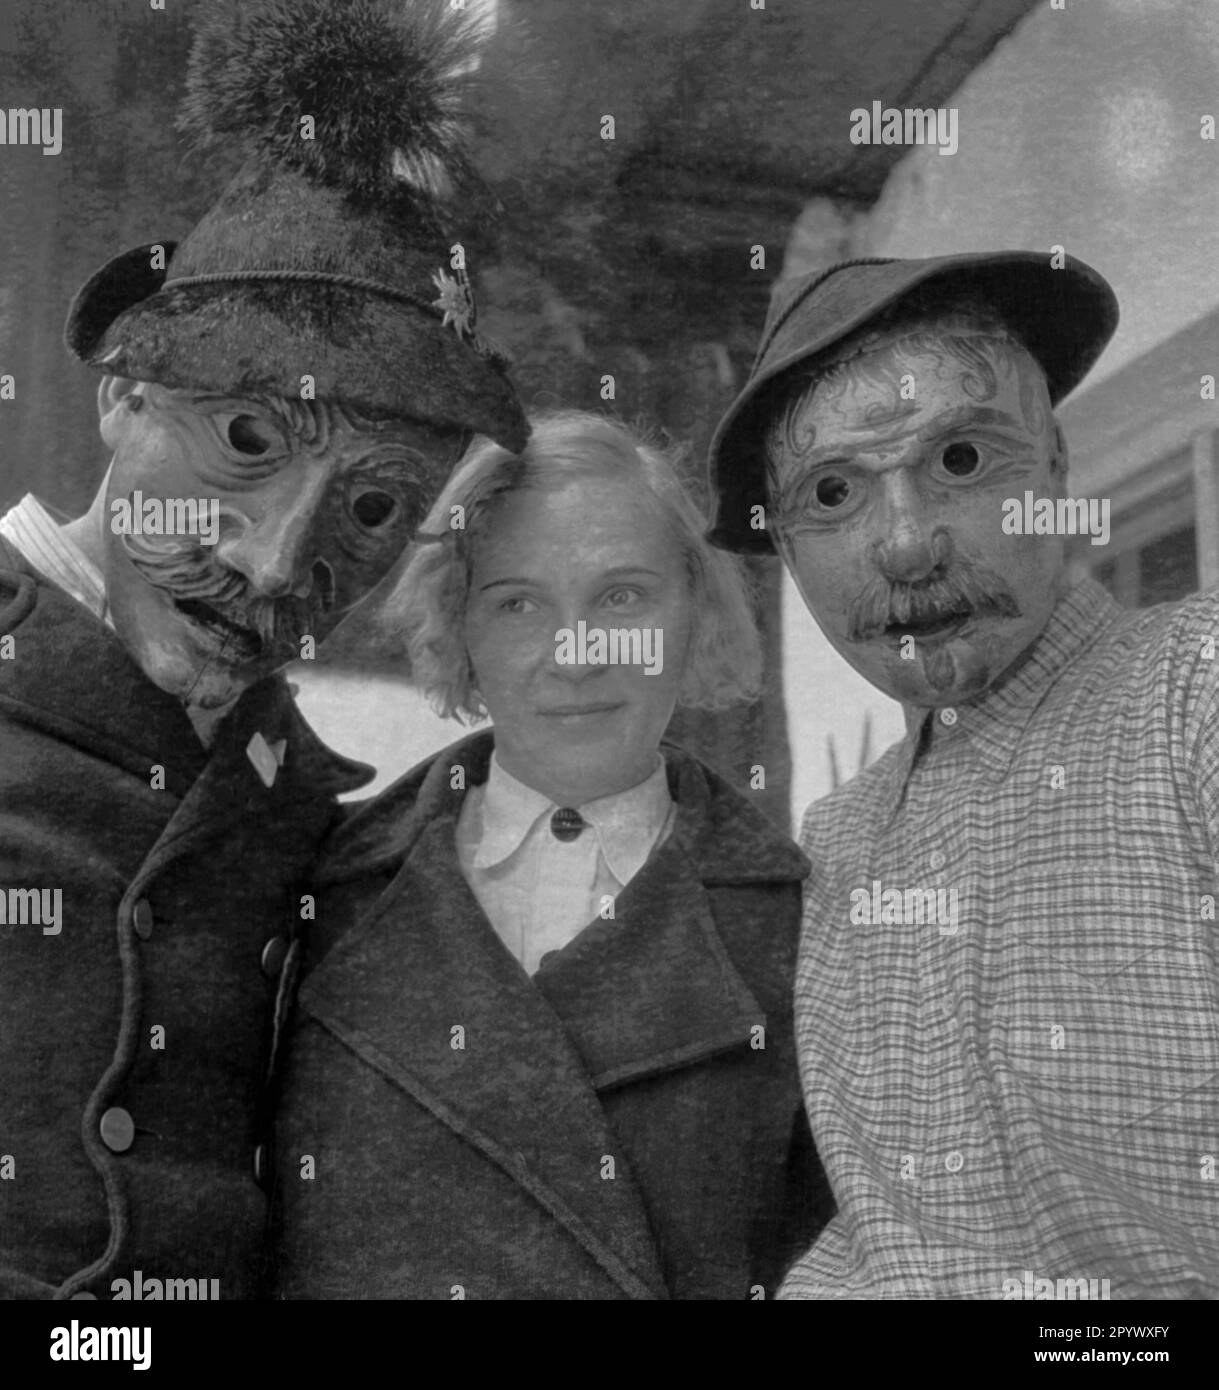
(532, 837), (764, 1091)
(531, 745), (804, 1089)
(130, 676), (374, 891)
(300, 741), (670, 1300)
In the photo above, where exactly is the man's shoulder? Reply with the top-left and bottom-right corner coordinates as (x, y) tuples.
(0, 542), (41, 633)
(1067, 586), (1219, 701)
(663, 741), (810, 887)
(318, 727), (492, 883)
(0, 555), (107, 708)
(797, 738), (908, 856)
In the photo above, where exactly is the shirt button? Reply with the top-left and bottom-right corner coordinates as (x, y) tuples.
(132, 899), (154, 940)
(99, 1106), (135, 1153)
(260, 935), (289, 978)
(939, 707), (958, 727)
(929, 850), (946, 871)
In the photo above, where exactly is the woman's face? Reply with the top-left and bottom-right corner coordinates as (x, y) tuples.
(464, 470), (693, 806)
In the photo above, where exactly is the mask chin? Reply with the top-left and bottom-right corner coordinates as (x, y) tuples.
(112, 584), (249, 706)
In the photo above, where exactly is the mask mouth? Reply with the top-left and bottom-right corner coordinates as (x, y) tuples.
(848, 564), (1022, 645)
(882, 608), (972, 645)
(172, 595), (266, 664)
(122, 531), (324, 667)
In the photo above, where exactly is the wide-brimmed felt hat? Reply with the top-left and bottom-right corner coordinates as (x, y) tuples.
(707, 250), (1119, 554)
(64, 0), (529, 454)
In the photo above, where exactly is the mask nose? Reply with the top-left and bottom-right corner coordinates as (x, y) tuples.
(214, 463), (331, 601)
(871, 470), (951, 582)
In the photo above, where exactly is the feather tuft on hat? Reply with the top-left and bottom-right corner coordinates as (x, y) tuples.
(64, 0), (529, 451)
(178, 0), (484, 208)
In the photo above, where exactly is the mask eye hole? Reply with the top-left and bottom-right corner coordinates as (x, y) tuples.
(815, 476), (851, 509)
(226, 414), (278, 457)
(941, 442), (981, 477)
(351, 489), (398, 529)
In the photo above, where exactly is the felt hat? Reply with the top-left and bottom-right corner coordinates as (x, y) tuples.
(706, 251), (1119, 553)
(64, 0), (528, 453)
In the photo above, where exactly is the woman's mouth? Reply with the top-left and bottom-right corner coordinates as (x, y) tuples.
(538, 702), (625, 720)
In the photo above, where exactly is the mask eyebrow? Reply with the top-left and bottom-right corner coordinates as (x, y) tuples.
(915, 405), (1027, 441)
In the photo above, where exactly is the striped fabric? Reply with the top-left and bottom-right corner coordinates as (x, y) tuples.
(0, 493), (109, 622)
(781, 578), (1219, 1300)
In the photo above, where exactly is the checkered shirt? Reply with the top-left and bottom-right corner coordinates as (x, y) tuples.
(780, 578), (1219, 1299)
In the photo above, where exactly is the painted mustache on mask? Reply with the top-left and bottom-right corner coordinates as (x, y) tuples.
(121, 529), (333, 659)
(846, 562), (1021, 643)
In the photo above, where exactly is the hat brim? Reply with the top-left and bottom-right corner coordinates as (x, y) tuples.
(707, 251), (1119, 554)
(65, 244), (529, 453)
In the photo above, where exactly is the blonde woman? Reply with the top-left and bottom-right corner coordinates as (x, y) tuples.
(273, 412), (833, 1300)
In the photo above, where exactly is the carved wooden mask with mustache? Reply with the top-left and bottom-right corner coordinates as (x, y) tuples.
(763, 315), (1072, 708)
(98, 379), (466, 710)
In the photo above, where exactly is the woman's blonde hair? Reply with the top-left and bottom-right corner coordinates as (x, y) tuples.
(385, 410), (764, 722)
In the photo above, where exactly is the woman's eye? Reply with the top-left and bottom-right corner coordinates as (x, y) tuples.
(224, 414), (281, 457)
(815, 475), (851, 509)
(941, 441), (982, 477)
(351, 489), (398, 529)
(603, 587), (640, 608)
(499, 596), (538, 615)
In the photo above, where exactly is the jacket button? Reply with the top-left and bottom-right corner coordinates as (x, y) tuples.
(99, 1106), (135, 1153)
(253, 1142), (270, 1189)
(260, 935), (289, 978)
(132, 899), (154, 940)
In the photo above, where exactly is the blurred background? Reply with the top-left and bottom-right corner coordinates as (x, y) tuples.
(2, 0), (1216, 829)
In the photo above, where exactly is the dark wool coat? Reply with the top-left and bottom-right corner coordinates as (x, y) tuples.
(272, 729), (834, 1300)
(0, 541), (372, 1299)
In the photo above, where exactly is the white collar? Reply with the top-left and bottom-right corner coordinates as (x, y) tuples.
(0, 493), (108, 622)
(471, 750), (672, 884)
(0, 493), (241, 747)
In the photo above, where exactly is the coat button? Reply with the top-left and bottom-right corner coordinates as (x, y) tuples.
(132, 899), (154, 940)
(253, 1142), (270, 1189)
(260, 935), (289, 978)
(100, 1106), (135, 1153)
(70, 1291), (98, 1300)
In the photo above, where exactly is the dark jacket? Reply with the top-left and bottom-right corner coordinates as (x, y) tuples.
(0, 541), (372, 1299)
(272, 729), (833, 1300)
